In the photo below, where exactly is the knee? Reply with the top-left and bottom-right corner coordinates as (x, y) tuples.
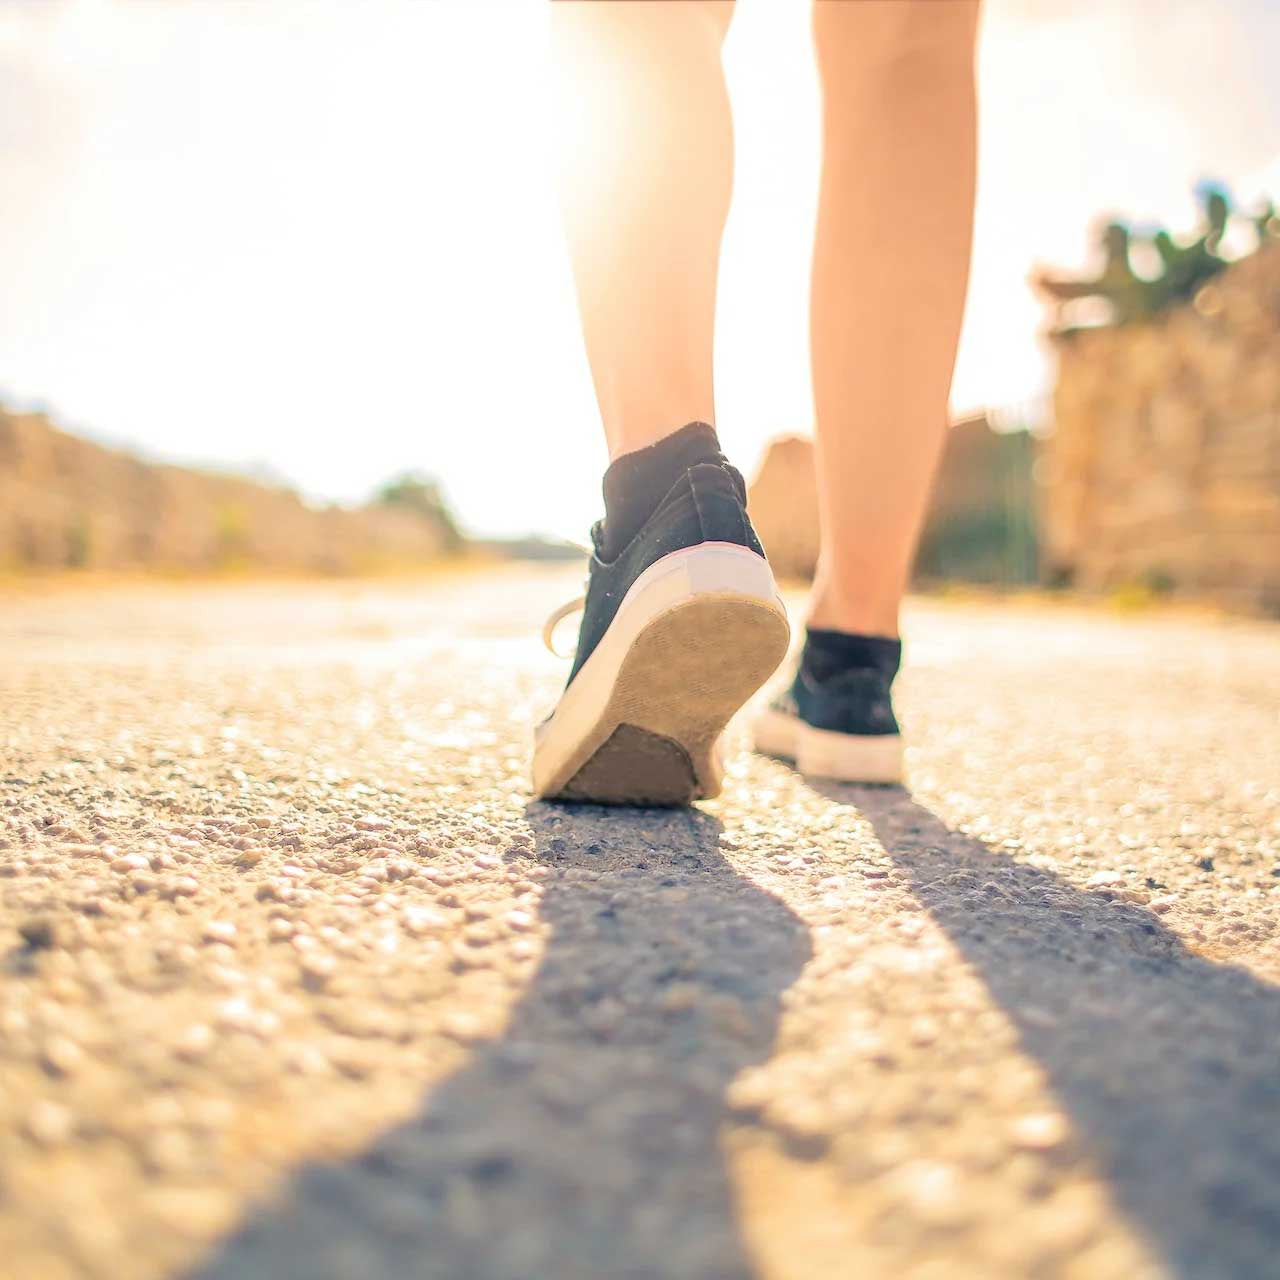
(813, 0), (978, 91)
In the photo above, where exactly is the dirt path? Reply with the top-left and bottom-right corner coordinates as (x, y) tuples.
(2, 571), (1278, 1279)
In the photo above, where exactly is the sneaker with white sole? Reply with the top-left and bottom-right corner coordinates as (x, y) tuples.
(753, 631), (904, 785)
(532, 458), (789, 805)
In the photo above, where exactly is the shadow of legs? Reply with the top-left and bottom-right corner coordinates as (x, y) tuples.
(822, 782), (1280, 1280)
(194, 804), (811, 1280)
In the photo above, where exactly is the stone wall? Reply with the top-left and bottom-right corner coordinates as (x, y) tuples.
(747, 416), (1037, 585)
(0, 409), (451, 574)
(1042, 243), (1280, 611)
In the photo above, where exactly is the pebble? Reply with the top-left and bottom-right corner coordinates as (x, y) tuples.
(354, 816), (390, 832)
(18, 918), (57, 950)
(402, 908), (445, 936)
(441, 1011), (486, 1043)
(110, 854), (150, 874)
(1011, 1111), (1070, 1151)
(1085, 871), (1125, 889)
(284, 1042), (330, 1076)
(888, 1159), (971, 1228)
(216, 998), (265, 1034)
(161, 876), (199, 900)
(300, 953), (337, 988)
(40, 1036), (85, 1077)
(201, 921), (238, 945)
(174, 1024), (216, 1061)
(25, 1100), (74, 1146)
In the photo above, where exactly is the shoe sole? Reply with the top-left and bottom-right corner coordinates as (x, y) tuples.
(532, 544), (790, 805)
(753, 706), (904, 785)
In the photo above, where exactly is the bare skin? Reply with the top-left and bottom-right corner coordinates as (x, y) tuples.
(551, 0), (978, 637)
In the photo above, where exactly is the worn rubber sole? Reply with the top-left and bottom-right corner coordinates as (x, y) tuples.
(752, 705), (904, 785)
(532, 544), (790, 806)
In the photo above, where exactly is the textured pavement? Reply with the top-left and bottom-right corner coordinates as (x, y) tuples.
(2, 568), (1279, 1280)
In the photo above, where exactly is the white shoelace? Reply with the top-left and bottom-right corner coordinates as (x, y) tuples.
(540, 538), (595, 659)
(542, 594), (586, 658)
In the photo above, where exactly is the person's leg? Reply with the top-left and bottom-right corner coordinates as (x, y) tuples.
(808, 0), (979, 636)
(549, 0), (733, 459)
(535, 1), (788, 805)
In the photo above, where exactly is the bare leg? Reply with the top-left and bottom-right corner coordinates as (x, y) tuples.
(549, 0), (734, 460)
(808, 1), (979, 636)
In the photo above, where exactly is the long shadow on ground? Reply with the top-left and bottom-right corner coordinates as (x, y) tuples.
(832, 784), (1280, 1280)
(193, 804), (811, 1280)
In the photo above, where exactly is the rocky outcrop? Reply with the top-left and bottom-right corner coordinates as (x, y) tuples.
(747, 416), (1037, 585)
(744, 435), (820, 580)
(0, 409), (451, 573)
(1042, 243), (1280, 610)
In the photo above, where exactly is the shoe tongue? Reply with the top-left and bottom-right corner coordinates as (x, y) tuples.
(599, 422), (724, 559)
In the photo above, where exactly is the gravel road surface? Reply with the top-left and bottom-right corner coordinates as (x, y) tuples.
(2, 569), (1279, 1280)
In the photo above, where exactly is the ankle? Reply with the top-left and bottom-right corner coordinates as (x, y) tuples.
(801, 627), (902, 682)
(599, 421), (725, 559)
(806, 587), (901, 639)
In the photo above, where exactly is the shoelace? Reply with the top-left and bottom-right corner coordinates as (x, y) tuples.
(542, 594), (586, 658)
(540, 535), (596, 658)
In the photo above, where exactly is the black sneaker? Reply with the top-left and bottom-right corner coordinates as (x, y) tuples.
(532, 456), (789, 805)
(753, 630), (904, 784)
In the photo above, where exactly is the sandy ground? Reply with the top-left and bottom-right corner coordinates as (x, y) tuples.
(1, 568), (1278, 1280)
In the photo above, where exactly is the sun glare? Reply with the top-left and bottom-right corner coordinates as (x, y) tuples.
(1, 0), (1278, 538)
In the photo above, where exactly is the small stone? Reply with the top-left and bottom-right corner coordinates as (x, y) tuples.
(18, 918), (57, 950)
(25, 1100), (74, 1146)
(300, 953), (336, 988)
(1086, 871), (1124, 889)
(889, 1159), (970, 1228)
(216, 998), (269, 1034)
(268, 918), (295, 941)
(726, 1069), (773, 1116)
(504, 910), (535, 933)
(161, 876), (200, 900)
(142, 1129), (195, 1175)
(233, 848), (266, 868)
(110, 854), (150, 873)
(354, 816), (390, 832)
(201, 921), (237, 945)
(40, 1036), (85, 1077)
(1011, 1111), (1070, 1151)
(441, 1011), (486, 1043)
(661, 983), (699, 1013)
(402, 908), (445, 936)
(175, 1024), (215, 1061)
(1149, 895), (1179, 914)
(284, 1042), (330, 1075)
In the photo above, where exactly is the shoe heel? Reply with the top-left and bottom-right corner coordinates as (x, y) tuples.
(795, 725), (904, 785)
(534, 544), (790, 804)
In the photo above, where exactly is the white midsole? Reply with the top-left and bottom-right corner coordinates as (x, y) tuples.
(753, 706), (904, 785)
(532, 543), (787, 795)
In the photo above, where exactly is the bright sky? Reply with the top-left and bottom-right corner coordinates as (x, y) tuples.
(2, 0), (1278, 538)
